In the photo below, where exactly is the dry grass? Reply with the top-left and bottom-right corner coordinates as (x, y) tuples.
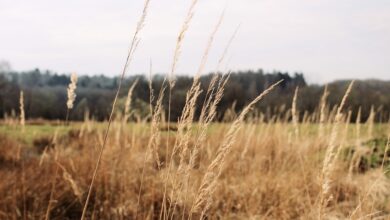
(19, 91), (25, 130)
(3, 75), (390, 220)
(1, 112), (390, 219)
(1, 2), (390, 220)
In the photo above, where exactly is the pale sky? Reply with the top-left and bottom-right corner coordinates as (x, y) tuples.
(0, 0), (389, 83)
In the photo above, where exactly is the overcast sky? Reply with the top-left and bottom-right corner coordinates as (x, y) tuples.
(0, 0), (389, 83)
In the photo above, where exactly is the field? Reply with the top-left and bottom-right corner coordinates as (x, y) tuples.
(1, 1), (389, 219)
(1, 115), (390, 219)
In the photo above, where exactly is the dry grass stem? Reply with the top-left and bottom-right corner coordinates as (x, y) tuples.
(19, 90), (25, 129)
(191, 80), (283, 216)
(124, 78), (139, 123)
(319, 80), (354, 218)
(80, 0), (151, 219)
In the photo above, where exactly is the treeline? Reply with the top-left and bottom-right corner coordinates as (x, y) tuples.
(0, 68), (389, 122)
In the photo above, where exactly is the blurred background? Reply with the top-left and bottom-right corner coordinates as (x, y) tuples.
(0, 0), (389, 121)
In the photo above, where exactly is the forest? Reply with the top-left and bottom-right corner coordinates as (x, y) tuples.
(1, 68), (389, 122)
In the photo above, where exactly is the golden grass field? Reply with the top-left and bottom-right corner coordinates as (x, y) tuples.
(1, 0), (389, 219)
(0, 113), (390, 219)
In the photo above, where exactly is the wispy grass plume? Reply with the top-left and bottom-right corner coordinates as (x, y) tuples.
(66, 73), (78, 123)
(80, 0), (151, 219)
(124, 78), (139, 123)
(19, 90), (25, 130)
(319, 80), (354, 218)
(292, 87), (299, 138)
(191, 80), (283, 217)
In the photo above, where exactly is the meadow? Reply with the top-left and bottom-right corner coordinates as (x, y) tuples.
(1, 103), (390, 219)
(1, 0), (390, 219)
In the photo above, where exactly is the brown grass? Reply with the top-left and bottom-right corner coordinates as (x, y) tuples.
(1, 2), (390, 220)
(2, 108), (390, 219)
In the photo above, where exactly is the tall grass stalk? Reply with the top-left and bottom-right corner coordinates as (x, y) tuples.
(19, 90), (25, 131)
(319, 80), (354, 219)
(292, 87), (299, 139)
(136, 59), (166, 219)
(318, 85), (328, 137)
(80, 0), (151, 219)
(199, 23), (240, 124)
(159, 1), (199, 218)
(165, 12), (234, 218)
(191, 80), (283, 217)
(124, 78), (139, 123)
(66, 73), (78, 124)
